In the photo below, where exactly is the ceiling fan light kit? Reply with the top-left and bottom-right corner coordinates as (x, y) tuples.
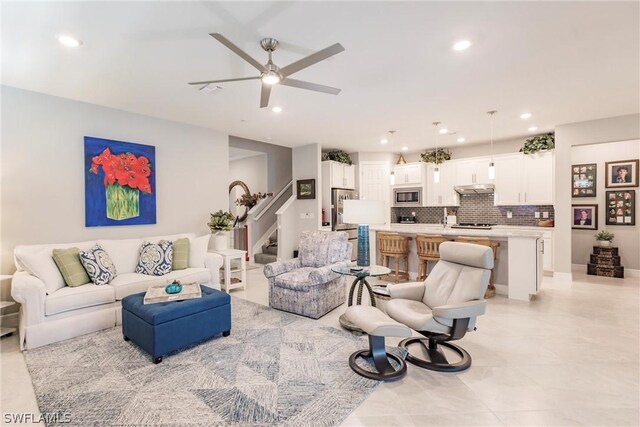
(189, 33), (345, 108)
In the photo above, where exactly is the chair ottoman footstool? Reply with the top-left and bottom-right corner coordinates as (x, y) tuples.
(122, 285), (231, 363)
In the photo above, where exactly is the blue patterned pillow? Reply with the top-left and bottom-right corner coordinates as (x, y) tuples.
(79, 245), (117, 285)
(135, 241), (173, 276)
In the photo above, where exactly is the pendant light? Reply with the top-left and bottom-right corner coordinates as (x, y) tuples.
(487, 110), (497, 180)
(388, 130), (396, 185)
(432, 122), (441, 183)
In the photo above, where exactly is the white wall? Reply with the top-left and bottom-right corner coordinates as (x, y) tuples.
(571, 140), (640, 270)
(228, 154), (267, 217)
(1, 86), (229, 278)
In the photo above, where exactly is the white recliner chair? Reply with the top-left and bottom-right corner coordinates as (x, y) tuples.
(385, 241), (493, 372)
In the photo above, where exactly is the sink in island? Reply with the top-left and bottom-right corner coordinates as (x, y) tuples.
(369, 224), (545, 301)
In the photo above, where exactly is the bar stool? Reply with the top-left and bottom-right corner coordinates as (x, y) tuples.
(415, 235), (448, 281)
(377, 232), (411, 283)
(454, 236), (500, 298)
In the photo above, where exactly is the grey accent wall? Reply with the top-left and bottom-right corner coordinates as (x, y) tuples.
(229, 136), (292, 194)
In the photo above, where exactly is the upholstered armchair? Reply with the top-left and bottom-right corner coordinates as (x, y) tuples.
(386, 242), (493, 372)
(264, 230), (352, 319)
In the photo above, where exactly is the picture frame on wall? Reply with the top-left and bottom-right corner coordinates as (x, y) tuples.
(572, 204), (598, 230)
(571, 163), (597, 197)
(606, 190), (635, 226)
(296, 179), (316, 200)
(605, 159), (639, 188)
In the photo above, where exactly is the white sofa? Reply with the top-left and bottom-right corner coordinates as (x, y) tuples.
(10, 233), (223, 350)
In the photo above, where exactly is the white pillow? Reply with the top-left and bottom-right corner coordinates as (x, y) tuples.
(146, 233), (196, 243)
(97, 238), (143, 275)
(189, 235), (210, 268)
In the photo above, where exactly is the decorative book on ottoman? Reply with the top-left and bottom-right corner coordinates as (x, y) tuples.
(143, 282), (202, 304)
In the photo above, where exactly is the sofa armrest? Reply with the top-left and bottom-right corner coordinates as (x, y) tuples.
(308, 261), (350, 285)
(263, 258), (302, 278)
(204, 252), (223, 289)
(389, 282), (425, 301)
(432, 300), (486, 320)
(10, 271), (46, 326)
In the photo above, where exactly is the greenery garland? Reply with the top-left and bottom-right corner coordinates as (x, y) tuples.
(420, 148), (452, 164)
(322, 150), (353, 165)
(520, 133), (555, 154)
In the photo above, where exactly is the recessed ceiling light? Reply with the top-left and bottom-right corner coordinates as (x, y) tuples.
(271, 106), (282, 113)
(528, 126), (538, 132)
(58, 35), (82, 47)
(380, 138), (388, 144)
(520, 112), (532, 119)
(457, 137), (465, 143)
(453, 40), (471, 51)
(401, 146), (408, 151)
(439, 128), (448, 134)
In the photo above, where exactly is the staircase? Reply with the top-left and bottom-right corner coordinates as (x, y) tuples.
(254, 231), (278, 264)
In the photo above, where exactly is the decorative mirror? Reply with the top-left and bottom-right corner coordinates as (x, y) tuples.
(229, 180), (251, 222)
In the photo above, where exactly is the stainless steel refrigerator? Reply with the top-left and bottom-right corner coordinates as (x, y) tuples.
(331, 188), (358, 262)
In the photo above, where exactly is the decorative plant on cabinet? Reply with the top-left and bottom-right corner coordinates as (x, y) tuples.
(208, 210), (234, 250)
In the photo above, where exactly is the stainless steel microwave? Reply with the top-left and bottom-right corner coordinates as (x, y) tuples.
(393, 187), (422, 206)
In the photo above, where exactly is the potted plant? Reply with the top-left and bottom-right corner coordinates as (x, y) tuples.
(595, 230), (614, 247)
(420, 148), (452, 164)
(208, 210), (234, 250)
(322, 150), (353, 165)
(236, 192), (273, 210)
(520, 133), (555, 154)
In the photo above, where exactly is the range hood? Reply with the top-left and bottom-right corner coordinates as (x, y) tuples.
(454, 184), (495, 195)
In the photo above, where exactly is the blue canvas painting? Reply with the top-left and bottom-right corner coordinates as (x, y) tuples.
(84, 136), (156, 227)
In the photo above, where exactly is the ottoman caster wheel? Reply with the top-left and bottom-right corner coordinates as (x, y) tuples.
(153, 356), (162, 364)
(223, 330), (231, 337)
(123, 336), (130, 342)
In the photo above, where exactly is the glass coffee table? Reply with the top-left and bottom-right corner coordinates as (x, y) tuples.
(331, 264), (391, 332)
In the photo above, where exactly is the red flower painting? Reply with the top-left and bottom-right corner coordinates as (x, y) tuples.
(89, 148), (152, 194)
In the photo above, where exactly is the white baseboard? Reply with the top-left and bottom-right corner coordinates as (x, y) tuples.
(573, 263), (639, 278)
(0, 312), (19, 328)
(553, 271), (573, 281)
(494, 284), (508, 296)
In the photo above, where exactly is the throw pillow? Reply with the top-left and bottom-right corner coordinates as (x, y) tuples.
(135, 241), (173, 276)
(171, 238), (189, 270)
(79, 245), (117, 285)
(52, 248), (91, 287)
(189, 235), (210, 268)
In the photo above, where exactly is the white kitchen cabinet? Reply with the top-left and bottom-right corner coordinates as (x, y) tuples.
(494, 151), (554, 206)
(392, 163), (423, 186)
(494, 154), (523, 205)
(324, 160), (356, 190)
(425, 163), (459, 206)
(454, 158), (493, 185)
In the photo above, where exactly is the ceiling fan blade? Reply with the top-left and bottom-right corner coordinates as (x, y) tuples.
(188, 76), (260, 86)
(210, 33), (265, 72)
(279, 43), (345, 77)
(260, 83), (272, 108)
(280, 78), (341, 95)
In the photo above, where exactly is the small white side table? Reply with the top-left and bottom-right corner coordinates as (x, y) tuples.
(211, 249), (246, 293)
(1, 275), (16, 338)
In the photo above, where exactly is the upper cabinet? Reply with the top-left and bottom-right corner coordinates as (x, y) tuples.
(494, 151), (554, 206)
(425, 162), (459, 207)
(392, 163), (424, 186)
(324, 160), (356, 190)
(454, 158), (493, 185)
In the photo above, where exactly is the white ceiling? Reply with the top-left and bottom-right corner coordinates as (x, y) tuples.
(2, 1), (638, 153)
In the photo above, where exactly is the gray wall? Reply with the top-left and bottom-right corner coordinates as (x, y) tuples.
(1, 86), (229, 302)
(229, 136), (292, 194)
(555, 114), (640, 274)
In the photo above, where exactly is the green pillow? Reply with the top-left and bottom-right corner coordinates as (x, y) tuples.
(171, 238), (189, 270)
(52, 248), (91, 287)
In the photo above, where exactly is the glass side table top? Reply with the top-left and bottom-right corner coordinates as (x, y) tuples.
(331, 264), (391, 278)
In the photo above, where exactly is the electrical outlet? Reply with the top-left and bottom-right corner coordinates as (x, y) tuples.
(507, 211), (513, 219)
(543, 211), (549, 218)
(300, 212), (315, 219)
(411, 211), (416, 216)
(534, 211), (540, 218)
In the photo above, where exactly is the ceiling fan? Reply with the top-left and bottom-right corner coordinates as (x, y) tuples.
(189, 33), (345, 108)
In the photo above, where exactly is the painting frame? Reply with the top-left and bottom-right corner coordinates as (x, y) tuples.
(84, 136), (157, 227)
(296, 179), (316, 200)
(572, 204), (598, 230)
(605, 190), (635, 226)
(605, 159), (639, 188)
(571, 163), (597, 198)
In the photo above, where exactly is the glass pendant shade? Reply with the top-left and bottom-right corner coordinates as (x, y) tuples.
(390, 171), (395, 185)
(488, 162), (495, 180)
(433, 166), (440, 183)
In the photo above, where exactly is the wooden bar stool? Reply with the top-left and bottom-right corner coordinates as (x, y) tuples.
(377, 233), (411, 283)
(454, 236), (500, 298)
(416, 235), (448, 281)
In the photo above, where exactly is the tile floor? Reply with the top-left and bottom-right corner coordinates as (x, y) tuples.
(1, 267), (638, 426)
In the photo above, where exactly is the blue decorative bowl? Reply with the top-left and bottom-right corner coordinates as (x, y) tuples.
(165, 282), (183, 294)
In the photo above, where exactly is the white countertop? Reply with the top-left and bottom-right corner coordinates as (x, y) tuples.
(371, 224), (550, 238)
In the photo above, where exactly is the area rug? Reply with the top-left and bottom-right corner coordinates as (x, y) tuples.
(24, 297), (403, 426)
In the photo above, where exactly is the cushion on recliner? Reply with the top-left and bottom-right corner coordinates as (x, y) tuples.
(298, 231), (349, 268)
(45, 284), (116, 316)
(384, 299), (452, 334)
(439, 242), (493, 270)
(273, 267), (323, 291)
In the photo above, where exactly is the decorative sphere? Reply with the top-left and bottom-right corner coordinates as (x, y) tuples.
(165, 282), (183, 294)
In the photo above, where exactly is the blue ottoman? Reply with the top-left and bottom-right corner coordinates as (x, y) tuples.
(122, 286), (231, 363)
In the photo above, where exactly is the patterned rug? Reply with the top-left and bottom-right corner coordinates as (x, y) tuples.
(24, 297), (403, 426)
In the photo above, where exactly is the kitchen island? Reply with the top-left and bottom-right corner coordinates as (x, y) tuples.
(370, 224), (546, 301)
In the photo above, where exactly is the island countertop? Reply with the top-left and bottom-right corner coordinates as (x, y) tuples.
(370, 224), (547, 238)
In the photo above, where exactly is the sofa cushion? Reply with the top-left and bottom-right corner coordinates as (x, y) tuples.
(97, 238), (143, 275)
(135, 241), (173, 276)
(45, 284), (116, 316)
(146, 233), (196, 243)
(52, 247), (91, 287)
(273, 267), (319, 291)
(79, 245), (118, 286)
(189, 235), (210, 268)
(14, 241), (96, 294)
(110, 268), (211, 300)
(171, 238), (190, 270)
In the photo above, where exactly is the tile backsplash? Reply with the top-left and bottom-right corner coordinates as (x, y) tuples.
(392, 193), (554, 226)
